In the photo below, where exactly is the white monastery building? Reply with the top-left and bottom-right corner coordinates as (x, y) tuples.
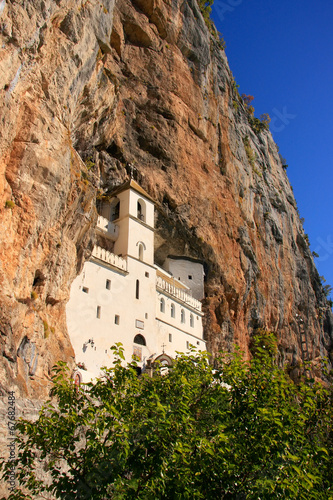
(66, 179), (206, 382)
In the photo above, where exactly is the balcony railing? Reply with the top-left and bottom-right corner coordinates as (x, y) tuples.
(156, 276), (202, 312)
(92, 246), (127, 272)
(96, 216), (119, 241)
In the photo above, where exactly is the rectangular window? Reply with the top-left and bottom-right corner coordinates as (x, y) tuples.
(186, 341), (190, 349)
(145, 272), (149, 278)
(115, 315), (120, 325)
(135, 319), (144, 330)
(82, 287), (89, 293)
(106, 279), (111, 290)
(145, 313), (148, 319)
(97, 306), (101, 319)
(169, 333), (172, 343)
(136, 280), (140, 299)
(188, 275), (193, 280)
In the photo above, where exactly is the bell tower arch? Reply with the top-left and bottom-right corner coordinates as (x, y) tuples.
(111, 180), (155, 265)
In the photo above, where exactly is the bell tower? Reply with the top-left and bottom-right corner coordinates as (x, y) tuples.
(110, 179), (155, 266)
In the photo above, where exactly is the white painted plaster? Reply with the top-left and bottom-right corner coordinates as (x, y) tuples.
(66, 182), (206, 380)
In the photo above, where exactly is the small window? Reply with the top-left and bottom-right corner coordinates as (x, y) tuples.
(106, 279), (111, 290)
(136, 279), (140, 299)
(137, 201), (144, 221)
(188, 275), (193, 280)
(169, 333), (172, 342)
(186, 341), (190, 349)
(181, 309), (185, 324)
(138, 244), (144, 261)
(160, 298), (165, 313)
(82, 287), (89, 293)
(171, 303), (175, 318)
(190, 314), (194, 328)
(97, 306), (101, 319)
(197, 341), (200, 346)
(115, 315), (120, 325)
(145, 271), (149, 278)
(134, 334), (146, 346)
(145, 313), (148, 319)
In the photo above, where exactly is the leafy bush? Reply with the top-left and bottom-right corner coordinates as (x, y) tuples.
(320, 275), (333, 298)
(1, 344), (332, 499)
(5, 200), (15, 209)
(197, 1), (225, 49)
(197, 0), (214, 21)
(241, 95), (270, 133)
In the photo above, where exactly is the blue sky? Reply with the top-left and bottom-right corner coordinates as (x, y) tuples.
(211, 0), (333, 300)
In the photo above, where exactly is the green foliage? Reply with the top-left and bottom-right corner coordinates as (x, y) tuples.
(5, 200), (15, 209)
(241, 93), (254, 110)
(43, 320), (51, 339)
(278, 152), (288, 170)
(1, 345), (333, 499)
(243, 135), (256, 168)
(241, 95), (270, 133)
(231, 78), (240, 96)
(320, 275), (333, 299)
(84, 157), (95, 170)
(197, 0), (225, 49)
(249, 116), (270, 133)
(260, 113), (271, 127)
(250, 328), (278, 358)
(197, 0), (214, 20)
(232, 100), (239, 110)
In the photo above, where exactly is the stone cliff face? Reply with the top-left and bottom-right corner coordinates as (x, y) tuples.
(0, 0), (332, 397)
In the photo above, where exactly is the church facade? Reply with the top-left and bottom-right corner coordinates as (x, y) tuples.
(66, 179), (206, 382)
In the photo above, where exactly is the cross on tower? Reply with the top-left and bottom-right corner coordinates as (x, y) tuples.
(161, 343), (166, 354)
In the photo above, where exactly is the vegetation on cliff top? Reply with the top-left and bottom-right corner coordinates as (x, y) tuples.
(1, 335), (332, 499)
(197, 0), (225, 49)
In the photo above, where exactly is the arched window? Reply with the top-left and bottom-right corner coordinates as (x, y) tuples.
(160, 298), (165, 313)
(190, 314), (194, 328)
(137, 201), (143, 220)
(137, 199), (146, 222)
(136, 280), (140, 299)
(138, 244), (144, 261)
(171, 303), (175, 318)
(134, 334), (146, 346)
(181, 309), (185, 324)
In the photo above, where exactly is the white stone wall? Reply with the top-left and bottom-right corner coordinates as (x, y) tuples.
(66, 259), (206, 380)
(164, 258), (205, 300)
(66, 257), (159, 377)
(113, 189), (155, 265)
(155, 290), (205, 356)
(66, 182), (206, 381)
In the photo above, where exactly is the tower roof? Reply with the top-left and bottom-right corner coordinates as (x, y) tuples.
(111, 179), (154, 202)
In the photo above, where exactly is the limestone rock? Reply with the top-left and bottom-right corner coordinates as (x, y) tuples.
(0, 0), (332, 401)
